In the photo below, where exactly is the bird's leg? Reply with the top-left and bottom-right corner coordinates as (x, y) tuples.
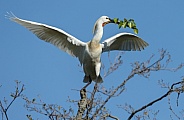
(82, 76), (92, 89)
(82, 82), (91, 89)
(89, 76), (92, 83)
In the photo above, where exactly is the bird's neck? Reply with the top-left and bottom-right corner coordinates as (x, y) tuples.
(92, 24), (103, 43)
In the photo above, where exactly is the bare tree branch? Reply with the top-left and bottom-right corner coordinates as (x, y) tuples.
(1, 49), (183, 120)
(168, 94), (181, 120)
(86, 83), (98, 118)
(127, 80), (184, 120)
(75, 88), (87, 120)
(103, 113), (119, 120)
(103, 52), (124, 78)
(0, 81), (24, 120)
(91, 49), (183, 120)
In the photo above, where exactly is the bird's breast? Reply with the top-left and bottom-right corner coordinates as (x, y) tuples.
(87, 42), (102, 59)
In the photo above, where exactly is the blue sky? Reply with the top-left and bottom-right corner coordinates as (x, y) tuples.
(0, 0), (184, 119)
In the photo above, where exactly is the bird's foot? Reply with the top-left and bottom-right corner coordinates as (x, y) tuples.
(82, 80), (92, 89)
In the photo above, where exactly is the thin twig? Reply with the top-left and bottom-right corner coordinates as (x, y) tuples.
(0, 101), (8, 120)
(87, 83), (98, 115)
(168, 95), (181, 120)
(0, 81), (24, 120)
(103, 113), (119, 120)
(7, 84), (24, 110)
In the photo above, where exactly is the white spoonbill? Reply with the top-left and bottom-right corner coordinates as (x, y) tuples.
(7, 13), (148, 83)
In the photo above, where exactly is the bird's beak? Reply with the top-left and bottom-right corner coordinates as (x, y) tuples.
(102, 18), (115, 27)
(109, 18), (115, 23)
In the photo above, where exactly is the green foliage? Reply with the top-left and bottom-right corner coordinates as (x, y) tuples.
(112, 18), (139, 34)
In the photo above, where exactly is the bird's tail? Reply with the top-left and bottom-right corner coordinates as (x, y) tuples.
(94, 75), (103, 83)
(83, 75), (90, 83)
(83, 75), (103, 83)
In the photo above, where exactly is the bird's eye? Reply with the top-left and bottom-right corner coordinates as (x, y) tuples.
(106, 17), (109, 19)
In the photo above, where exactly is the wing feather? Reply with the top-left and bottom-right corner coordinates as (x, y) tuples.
(7, 13), (86, 64)
(101, 33), (148, 52)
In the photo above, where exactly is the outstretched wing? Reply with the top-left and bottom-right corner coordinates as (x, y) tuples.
(7, 12), (86, 64)
(101, 33), (148, 52)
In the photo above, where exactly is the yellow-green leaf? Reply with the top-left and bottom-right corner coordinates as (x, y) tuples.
(118, 20), (123, 29)
(122, 21), (128, 28)
(133, 28), (138, 34)
(128, 22), (133, 28)
(113, 18), (119, 24)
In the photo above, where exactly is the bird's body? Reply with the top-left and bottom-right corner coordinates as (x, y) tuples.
(7, 13), (149, 83)
(83, 41), (103, 82)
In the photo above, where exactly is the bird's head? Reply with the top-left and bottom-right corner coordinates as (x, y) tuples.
(93, 16), (114, 34)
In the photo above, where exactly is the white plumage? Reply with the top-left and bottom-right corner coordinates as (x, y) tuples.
(7, 13), (148, 83)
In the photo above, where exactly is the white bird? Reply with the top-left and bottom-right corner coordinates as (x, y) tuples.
(7, 13), (148, 83)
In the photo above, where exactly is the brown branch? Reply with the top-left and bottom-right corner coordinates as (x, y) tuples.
(91, 50), (183, 120)
(75, 88), (87, 120)
(168, 95), (181, 120)
(91, 52), (164, 119)
(90, 52), (161, 119)
(7, 85), (24, 110)
(0, 101), (8, 120)
(103, 113), (119, 120)
(90, 73), (135, 120)
(97, 85), (125, 97)
(127, 81), (184, 120)
(86, 83), (98, 118)
(103, 52), (123, 78)
(0, 81), (24, 120)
